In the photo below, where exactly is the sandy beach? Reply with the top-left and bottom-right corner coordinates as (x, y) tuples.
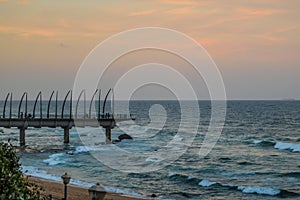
(27, 176), (150, 200)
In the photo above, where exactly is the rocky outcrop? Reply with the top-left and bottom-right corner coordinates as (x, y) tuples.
(118, 134), (133, 141)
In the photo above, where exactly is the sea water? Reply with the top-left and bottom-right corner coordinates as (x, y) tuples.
(0, 100), (300, 199)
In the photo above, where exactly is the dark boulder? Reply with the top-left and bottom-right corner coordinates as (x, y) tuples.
(118, 134), (133, 141)
(150, 194), (157, 198)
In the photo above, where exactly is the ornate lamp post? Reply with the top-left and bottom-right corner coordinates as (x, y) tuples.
(61, 172), (71, 200)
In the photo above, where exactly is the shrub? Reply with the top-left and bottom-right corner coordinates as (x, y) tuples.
(0, 142), (42, 200)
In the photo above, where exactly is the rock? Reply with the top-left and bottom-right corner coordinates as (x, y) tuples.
(118, 134), (133, 141)
(150, 193), (157, 198)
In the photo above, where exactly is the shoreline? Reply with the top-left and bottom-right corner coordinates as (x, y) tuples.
(27, 176), (151, 200)
(21, 165), (154, 199)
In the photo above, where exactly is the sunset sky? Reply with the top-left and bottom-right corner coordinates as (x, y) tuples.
(0, 0), (299, 100)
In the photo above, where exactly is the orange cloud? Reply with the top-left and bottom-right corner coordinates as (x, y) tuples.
(129, 9), (157, 16)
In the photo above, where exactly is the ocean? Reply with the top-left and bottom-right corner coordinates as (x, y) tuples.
(0, 100), (300, 199)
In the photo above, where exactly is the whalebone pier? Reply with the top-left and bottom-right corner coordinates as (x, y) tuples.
(0, 89), (134, 146)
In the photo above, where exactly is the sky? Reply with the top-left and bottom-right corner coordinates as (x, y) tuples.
(0, 0), (299, 100)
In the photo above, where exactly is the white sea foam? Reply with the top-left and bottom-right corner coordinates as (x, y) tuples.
(43, 153), (65, 166)
(156, 196), (175, 200)
(102, 185), (144, 197)
(220, 182), (281, 196)
(75, 146), (89, 153)
(21, 166), (93, 187)
(198, 179), (216, 187)
(145, 157), (162, 163)
(274, 141), (300, 152)
(173, 135), (183, 142)
(75, 145), (108, 153)
(237, 186), (280, 196)
(253, 140), (262, 144)
(170, 146), (184, 151)
(44, 145), (111, 166)
(21, 166), (61, 182)
(167, 173), (176, 177)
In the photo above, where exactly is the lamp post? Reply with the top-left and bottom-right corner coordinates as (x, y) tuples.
(61, 172), (71, 200)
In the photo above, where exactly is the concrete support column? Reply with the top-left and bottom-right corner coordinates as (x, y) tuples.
(19, 128), (25, 146)
(64, 128), (70, 144)
(105, 127), (111, 141)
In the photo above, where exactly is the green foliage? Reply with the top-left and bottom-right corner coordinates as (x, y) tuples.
(0, 142), (43, 200)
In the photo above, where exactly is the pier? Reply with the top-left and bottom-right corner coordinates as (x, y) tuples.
(0, 89), (134, 146)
